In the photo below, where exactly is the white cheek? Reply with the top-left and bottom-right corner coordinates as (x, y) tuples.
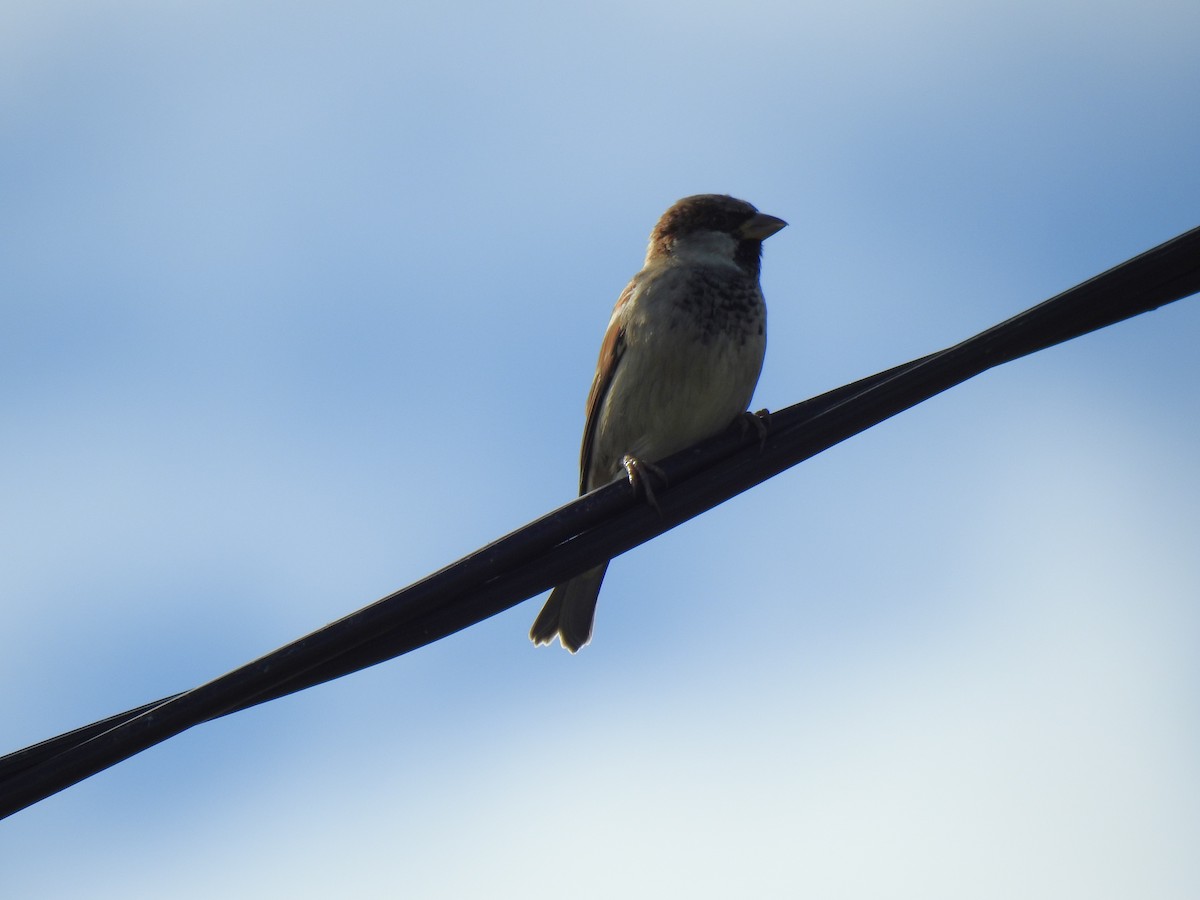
(670, 231), (740, 266)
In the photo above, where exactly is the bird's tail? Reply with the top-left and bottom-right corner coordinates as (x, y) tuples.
(529, 562), (609, 653)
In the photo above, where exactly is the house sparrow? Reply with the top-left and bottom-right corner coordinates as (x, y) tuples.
(530, 194), (787, 652)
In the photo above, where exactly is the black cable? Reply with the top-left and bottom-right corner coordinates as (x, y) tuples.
(2, 223), (1197, 819)
(0, 358), (928, 787)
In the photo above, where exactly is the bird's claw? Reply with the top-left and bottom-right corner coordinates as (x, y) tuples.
(622, 453), (667, 513)
(738, 408), (771, 449)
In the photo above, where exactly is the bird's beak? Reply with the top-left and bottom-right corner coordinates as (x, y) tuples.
(738, 213), (788, 241)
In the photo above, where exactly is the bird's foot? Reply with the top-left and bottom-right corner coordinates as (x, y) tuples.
(737, 408), (771, 449)
(622, 453), (667, 513)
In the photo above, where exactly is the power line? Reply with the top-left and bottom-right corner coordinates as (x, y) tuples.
(2, 223), (1198, 819)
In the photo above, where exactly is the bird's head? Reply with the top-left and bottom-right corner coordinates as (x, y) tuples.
(646, 194), (787, 277)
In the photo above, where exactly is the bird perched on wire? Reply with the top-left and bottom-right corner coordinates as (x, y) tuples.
(530, 194), (787, 652)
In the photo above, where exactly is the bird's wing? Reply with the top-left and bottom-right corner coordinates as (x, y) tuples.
(578, 279), (635, 494)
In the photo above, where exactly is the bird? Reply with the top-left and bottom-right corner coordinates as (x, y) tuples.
(530, 194), (787, 652)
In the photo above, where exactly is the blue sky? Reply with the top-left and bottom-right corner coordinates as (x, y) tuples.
(3, 1), (1199, 896)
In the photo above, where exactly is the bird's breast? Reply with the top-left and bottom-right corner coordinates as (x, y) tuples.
(587, 264), (767, 487)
